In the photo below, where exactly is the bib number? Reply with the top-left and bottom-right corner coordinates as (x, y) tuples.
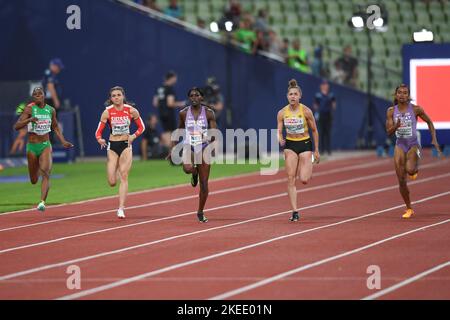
(284, 117), (305, 134)
(190, 131), (203, 146)
(396, 119), (412, 138)
(112, 124), (130, 136)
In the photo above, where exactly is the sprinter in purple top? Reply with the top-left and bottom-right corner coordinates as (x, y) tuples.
(167, 87), (217, 223)
(386, 84), (442, 219)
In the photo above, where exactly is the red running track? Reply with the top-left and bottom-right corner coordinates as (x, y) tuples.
(0, 153), (449, 300)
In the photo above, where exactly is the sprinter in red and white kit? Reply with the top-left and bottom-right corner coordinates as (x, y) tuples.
(95, 86), (145, 219)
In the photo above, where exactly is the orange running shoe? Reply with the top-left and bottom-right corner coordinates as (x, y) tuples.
(409, 173), (418, 180)
(402, 209), (414, 219)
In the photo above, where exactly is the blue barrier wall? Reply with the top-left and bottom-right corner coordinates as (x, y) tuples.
(1, 0), (391, 156)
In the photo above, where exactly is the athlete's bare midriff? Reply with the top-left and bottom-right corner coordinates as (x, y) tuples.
(28, 132), (50, 144)
(108, 134), (129, 142)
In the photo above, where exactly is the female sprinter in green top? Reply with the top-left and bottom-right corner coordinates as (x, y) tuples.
(14, 87), (73, 211)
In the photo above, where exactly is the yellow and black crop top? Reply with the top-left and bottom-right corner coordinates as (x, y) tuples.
(282, 104), (309, 141)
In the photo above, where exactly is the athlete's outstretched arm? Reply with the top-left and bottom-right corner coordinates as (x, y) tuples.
(51, 107), (73, 148)
(415, 105), (442, 155)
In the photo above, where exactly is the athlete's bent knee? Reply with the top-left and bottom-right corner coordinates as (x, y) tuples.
(183, 165), (194, 174)
(300, 177), (309, 185)
(287, 175), (296, 186)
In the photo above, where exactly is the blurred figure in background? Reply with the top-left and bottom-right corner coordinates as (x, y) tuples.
(254, 9), (269, 33)
(252, 30), (268, 54)
(143, 0), (161, 12)
(42, 58), (64, 115)
(164, 0), (183, 19)
(311, 46), (324, 77)
(223, 0), (242, 26)
(331, 60), (346, 84)
(287, 39), (311, 73)
(9, 102), (27, 155)
(202, 77), (224, 126)
(335, 45), (358, 88)
(313, 80), (336, 156)
(153, 71), (185, 148)
(267, 29), (283, 57)
(234, 18), (256, 54)
(141, 114), (166, 160)
(280, 38), (290, 63)
(197, 18), (206, 29)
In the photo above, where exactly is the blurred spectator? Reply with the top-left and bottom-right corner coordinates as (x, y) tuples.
(141, 114), (166, 160)
(267, 29), (283, 56)
(335, 45), (358, 88)
(164, 0), (183, 19)
(223, 0), (242, 26)
(202, 77), (224, 125)
(287, 39), (311, 73)
(331, 60), (346, 84)
(311, 46), (324, 77)
(197, 18), (206, 29)
(252, 30), (267, 54)
(254, 9), (269, 33)
(153, 71), (185, 148)
(313, 80), (336, 156)
(280, 38), (290, 63)
(234, 18), (256, 53)
(9, 102), (27, 156)
(42, 58), (64, 114)
(143, 0), (161, 11)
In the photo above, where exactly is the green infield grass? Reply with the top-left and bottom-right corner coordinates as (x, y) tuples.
(0, 158), (283, 213)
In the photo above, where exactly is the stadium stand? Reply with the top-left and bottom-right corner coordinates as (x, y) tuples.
(147, 0), (449, 100)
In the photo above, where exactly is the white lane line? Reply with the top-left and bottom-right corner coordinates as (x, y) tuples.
(0, 168), (450, 254)
(362, 261), (450, 300)
(209, 219), (450, 300)
(0, 159), (390, 230)
(1, 166), (447, 254)
(7, 276), (450, 283)
(1, 156), (380, 215)
(55, 191), (450, 300)
(2, 172), (448, 281)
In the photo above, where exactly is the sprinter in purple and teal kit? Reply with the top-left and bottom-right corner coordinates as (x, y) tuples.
(386, 84), (442, 219)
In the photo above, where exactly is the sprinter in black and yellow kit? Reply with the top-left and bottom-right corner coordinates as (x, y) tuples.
(277, 79), (320, 222)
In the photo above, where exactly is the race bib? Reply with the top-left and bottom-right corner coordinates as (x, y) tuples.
(29, 119), (51, 135)
(396, 119), (413, 138)
(284, 117), (305, 134)
(112, 123), (130, 136)
(190, 131), (203, 146)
